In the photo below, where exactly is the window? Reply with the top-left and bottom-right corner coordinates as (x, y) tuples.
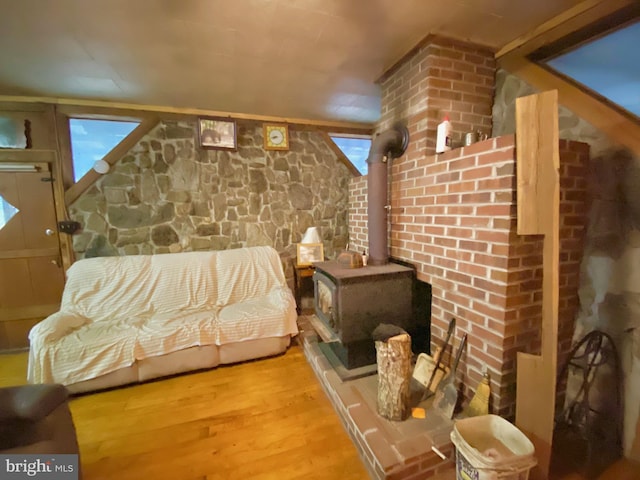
(0, 195), (18, 231)
(329, 134), (372, 175)
(69, 119), (140, 181)
(532, 9), (640, 120)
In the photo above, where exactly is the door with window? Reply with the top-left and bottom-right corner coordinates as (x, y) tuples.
(0, 165), (65, 350)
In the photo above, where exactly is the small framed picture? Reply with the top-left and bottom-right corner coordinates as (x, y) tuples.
(297, 243), (324, 266)
(197, 117), (237, 150)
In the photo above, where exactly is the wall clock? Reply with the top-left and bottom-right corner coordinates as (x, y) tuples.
(263, 123), (289, 151)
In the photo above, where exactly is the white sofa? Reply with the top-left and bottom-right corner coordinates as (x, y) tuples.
(28, 246), (298, 394)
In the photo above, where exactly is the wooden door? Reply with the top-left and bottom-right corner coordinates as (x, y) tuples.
(0, 165), (65, 350)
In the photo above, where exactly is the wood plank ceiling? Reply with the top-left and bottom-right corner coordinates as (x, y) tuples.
(0, 0), (585, 123)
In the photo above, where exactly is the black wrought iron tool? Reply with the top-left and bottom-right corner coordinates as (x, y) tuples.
(432, 333), (467, 419)
(421, 317), (455, 400)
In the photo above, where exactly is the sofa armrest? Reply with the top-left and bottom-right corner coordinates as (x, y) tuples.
(268, 285), (297, 308)
(0, 385), (68, 422)
(29, 311), (89, 345)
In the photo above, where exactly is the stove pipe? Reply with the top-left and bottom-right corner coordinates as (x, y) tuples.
(366, 125), (410, 266)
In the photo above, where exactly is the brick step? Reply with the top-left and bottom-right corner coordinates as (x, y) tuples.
(300, 318), (455, 480)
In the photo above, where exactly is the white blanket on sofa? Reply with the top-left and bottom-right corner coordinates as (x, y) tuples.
(28, 247), (298, 385)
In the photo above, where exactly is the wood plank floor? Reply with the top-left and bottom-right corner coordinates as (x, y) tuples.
(2, 345), (638, 480)
(0, 345), (369, 480)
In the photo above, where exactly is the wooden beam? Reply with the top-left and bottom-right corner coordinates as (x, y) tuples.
(496, 0), (634, 59)
(321, 132), (362, 177)
(0, 95), (374, 131)
(0, 101), (49, 112)
(0, 150), (56, 163)
(515, 90), (560, 480)
(298, 124), (373, 136)
(500, 56), (640, 158)
(53, 109), (75, 190)
(64, 116), (159, 205)
(55, 104), (155, 122)
(47, 106), (76, 271)
(516, 93), (559, 236)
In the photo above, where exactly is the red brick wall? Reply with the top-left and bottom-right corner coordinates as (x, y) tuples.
(347, 35), (588, 416)
(378, 35), (495, 153)
(349, 176), (368, 252)
(348, 136), (588, 415)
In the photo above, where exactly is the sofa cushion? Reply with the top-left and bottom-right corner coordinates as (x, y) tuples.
(62, 255), (155, 322)
(135, 310), (218, 359)
(31, 319), (140, 385)
(148, 251), (218, 313)
(215, 246), (288, 306)
(217, 288), (298, 344)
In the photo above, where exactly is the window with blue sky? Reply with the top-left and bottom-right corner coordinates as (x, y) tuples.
(543, 20), (640, 118)
(0, 195), (18, 231)
(69, 119), (140, 181)
(329, 135), (371, 175)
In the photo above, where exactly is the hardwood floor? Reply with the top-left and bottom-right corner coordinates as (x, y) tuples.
(0, 345), (369, 480)
(2, 345), (638, 480)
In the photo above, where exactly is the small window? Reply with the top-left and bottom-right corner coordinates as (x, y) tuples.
(0, 195), (19, 231)
(329, 134), (372, 175)
(69, 119), (140, 181)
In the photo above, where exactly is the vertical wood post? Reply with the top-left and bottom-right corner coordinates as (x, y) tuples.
(515, 90), (560, 480)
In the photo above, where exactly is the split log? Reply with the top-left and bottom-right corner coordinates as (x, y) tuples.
(375, 332), (412, 421)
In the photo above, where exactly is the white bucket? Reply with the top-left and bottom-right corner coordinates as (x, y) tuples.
(450, 415), (537, 480)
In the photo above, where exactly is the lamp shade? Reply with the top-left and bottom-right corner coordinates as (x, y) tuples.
(301, 227), (321, 244)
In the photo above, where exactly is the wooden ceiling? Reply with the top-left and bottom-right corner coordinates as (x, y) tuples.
(0, 0), (586, 124)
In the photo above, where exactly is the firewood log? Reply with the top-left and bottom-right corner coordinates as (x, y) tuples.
(375, 332), (412, 421)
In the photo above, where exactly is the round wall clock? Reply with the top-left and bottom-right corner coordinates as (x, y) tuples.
(264, 123), (289, 151)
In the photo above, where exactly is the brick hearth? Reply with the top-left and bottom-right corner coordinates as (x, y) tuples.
(299, 316), (456, 480)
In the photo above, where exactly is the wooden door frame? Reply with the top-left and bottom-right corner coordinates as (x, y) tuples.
(0, 150), (74, 271)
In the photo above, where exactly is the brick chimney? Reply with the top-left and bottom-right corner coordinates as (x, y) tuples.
(348, 35), (588, 416)
(377, 35), (495, 153)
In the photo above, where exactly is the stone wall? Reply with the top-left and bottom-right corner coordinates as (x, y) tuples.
(493, 68), (640, 459)
(69, 119), (352, 275)
(577, 149), (640, 459)
(492, 68), (613, 155)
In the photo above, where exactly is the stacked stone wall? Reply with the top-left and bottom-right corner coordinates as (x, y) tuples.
(70, 120), (352, 273)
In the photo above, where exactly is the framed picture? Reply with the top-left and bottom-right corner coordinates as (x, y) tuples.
(297, 243), (324, 266)
(197, 117), (237, 150)
(0, 116), (28, 148)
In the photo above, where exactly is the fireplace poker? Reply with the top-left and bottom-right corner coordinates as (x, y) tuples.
(422, 317), (456, 400)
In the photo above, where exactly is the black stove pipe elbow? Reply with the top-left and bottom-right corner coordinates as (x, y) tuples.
(366, 125), (409, 165)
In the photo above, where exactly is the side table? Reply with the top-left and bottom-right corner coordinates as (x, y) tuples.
(293, 263), (315, 314)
